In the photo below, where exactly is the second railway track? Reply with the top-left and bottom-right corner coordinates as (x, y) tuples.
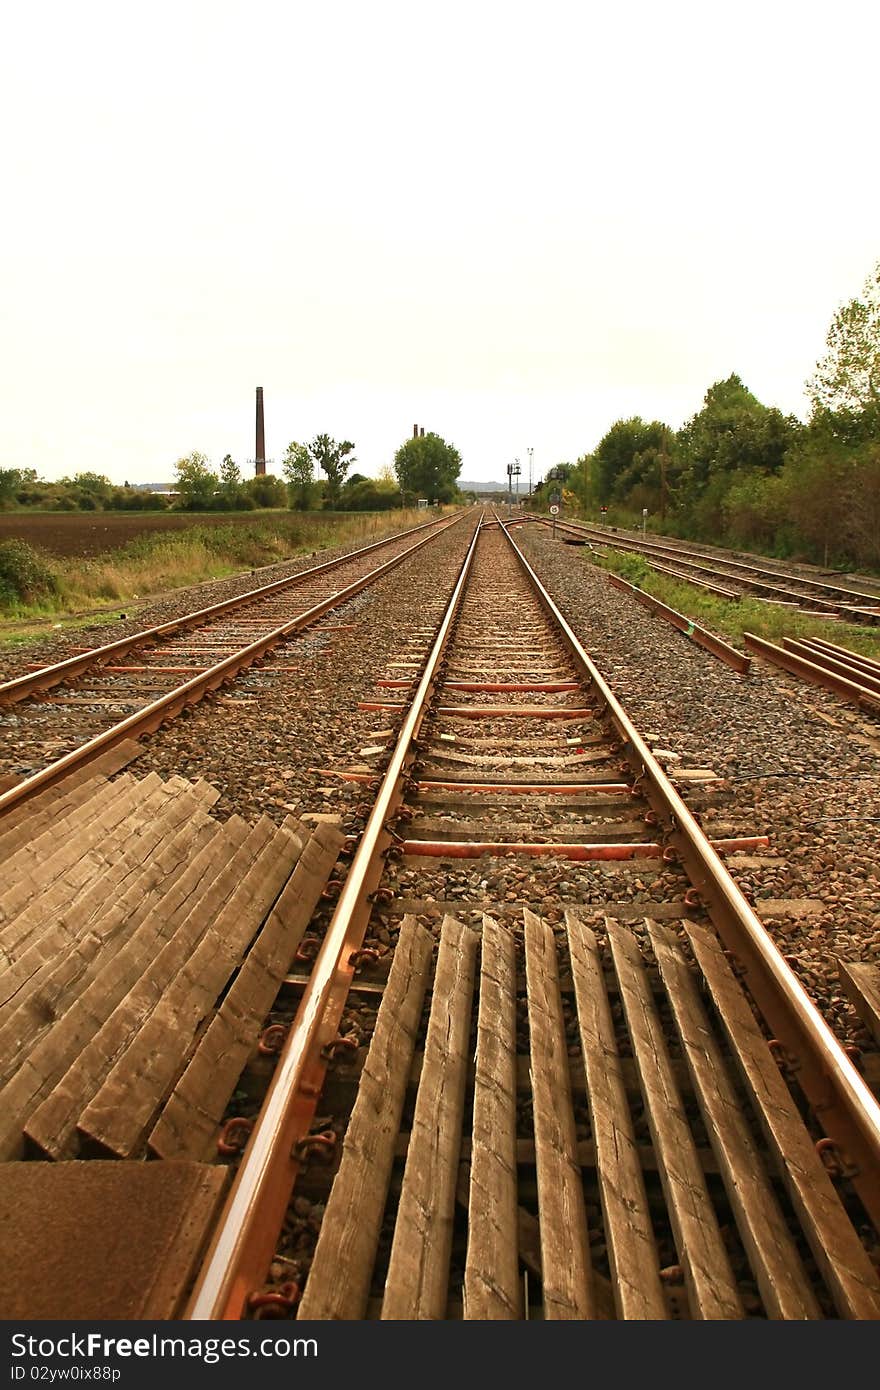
(531, 514), (880, 624)
(0, 511), (467, 813)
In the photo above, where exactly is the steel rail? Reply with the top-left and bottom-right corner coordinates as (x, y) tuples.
(782, 639), (880, 698)
(744, 632), (880, 714)
(557, 519), (852, 611)
(800, 637), (880, 678)
(606, 573), (750, 673)
(0, 516), (469, 821)
(0, 512), (458, 708)
(186, 520), (483, 1320)
(500, 520), (880, 1226)
(530, 514), (880, 611)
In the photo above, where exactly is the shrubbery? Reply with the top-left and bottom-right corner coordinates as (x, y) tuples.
(0, 539), (59, 608)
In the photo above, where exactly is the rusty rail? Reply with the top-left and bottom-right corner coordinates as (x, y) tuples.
(185, 520), (483, 1320)
(0, 512), (458, 708)
(188, 514), (880, 1320)
(502, 522), (880, 1227)
(745, 632), (880, 714)
(0, 516), (468, 821)
(782, 639), (880, 699)
(607, 573), (750, 673)
(529, 515), (880, 614)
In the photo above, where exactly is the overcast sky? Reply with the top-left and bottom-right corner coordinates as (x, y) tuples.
(1, 1), (878, 488)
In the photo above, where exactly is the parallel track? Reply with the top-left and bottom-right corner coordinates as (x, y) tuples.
(531, 515), (880, 624)
(0, 512), (467, 817)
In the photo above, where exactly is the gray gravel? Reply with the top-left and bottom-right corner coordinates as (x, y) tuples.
(131, 519), (475, 825)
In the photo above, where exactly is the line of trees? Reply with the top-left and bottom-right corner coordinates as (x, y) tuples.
(1, 428), (467, 515)
(535, 259), (880, 570)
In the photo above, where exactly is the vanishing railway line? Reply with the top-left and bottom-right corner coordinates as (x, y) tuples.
(186, 518), (880, 1321)
(2, 509), (880, 1321)
(532, 515), (880, 624)
(0, 511), (467, 814)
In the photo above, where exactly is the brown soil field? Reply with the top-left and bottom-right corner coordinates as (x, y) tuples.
(0, 511), (302, 559)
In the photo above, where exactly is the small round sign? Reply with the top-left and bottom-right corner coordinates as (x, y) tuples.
(549, 504), (559, 515)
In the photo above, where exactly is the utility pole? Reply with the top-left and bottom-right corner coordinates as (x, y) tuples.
(659, 426), (669, 522)
(527, 446), (533, 504)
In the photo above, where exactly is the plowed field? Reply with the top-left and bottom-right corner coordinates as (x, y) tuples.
(0, 511), (296, 558)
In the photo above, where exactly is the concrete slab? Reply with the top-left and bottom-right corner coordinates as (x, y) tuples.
(0, 1160), (228, 1320)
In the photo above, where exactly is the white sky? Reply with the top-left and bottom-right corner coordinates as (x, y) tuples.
(1, 0), (878, 487)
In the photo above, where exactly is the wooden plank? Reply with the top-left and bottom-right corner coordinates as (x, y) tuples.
(0, 774), (183, 981)
(463, 915), (521, 1320)
(565, 911), (666, 1319)
(0, 761), (145, 889)
(0, 772), (178, 955)
(72, 820), (303, 1159)
(523, 907), (595, 1319)
(0, 783), (220, 1056)
(0, 740), (141, 844)
(0, 773), (144, 937)
(606, 920), (743, 1319)
(0, 779), (218, 1017)
(646, 919), (820, 1319)
(0, 776), (111, 859)
(148, 822), (345, 1160)
(684, 919), (880, 1319)
(382, 915), (479, 1319)
(1, 816), (252, 1161)
(297, 916), (434, 1320)
(837, 959), (880, 1046)
(512, 1203), (616, 1320)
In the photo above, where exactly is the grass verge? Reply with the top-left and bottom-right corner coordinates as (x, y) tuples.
(588, 547), (880, 662)
(0, 508), (437, 630)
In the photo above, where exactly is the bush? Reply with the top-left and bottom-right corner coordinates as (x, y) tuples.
(337, 480), (403, 511)
(0, 539), (59, 608)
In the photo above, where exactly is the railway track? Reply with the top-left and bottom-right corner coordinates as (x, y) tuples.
(531, 515), (880, 624)
(185, 517), (880, 1321)
(0, 510), (467, 815)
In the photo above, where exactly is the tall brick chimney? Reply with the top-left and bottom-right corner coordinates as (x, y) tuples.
(255, 387), (266, 476)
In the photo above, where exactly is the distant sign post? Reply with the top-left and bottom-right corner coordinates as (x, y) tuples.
(507, 460), (521, 515)
(550, 502), (560, 540)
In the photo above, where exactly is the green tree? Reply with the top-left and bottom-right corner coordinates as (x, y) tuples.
(174, 452), (217, 509)
(592, 419), (675, 513)
(308, 434), (356, 505)
(808, 260), (880, 421)
(678, 376), (794, 483)
(393, 432), (462, 503)
(220, 454), (241, 491)
(72, 471), (112, 498)
(281, 441), (315, 510)
(0, 468), (22, 507)
(675, 376), (798, 533)
(244, 474), (287, 508)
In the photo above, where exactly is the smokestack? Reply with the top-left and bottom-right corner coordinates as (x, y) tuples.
(420, 426), (425, 437)
(255, 387), (266, 476)
(413, 423), (419, 439)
